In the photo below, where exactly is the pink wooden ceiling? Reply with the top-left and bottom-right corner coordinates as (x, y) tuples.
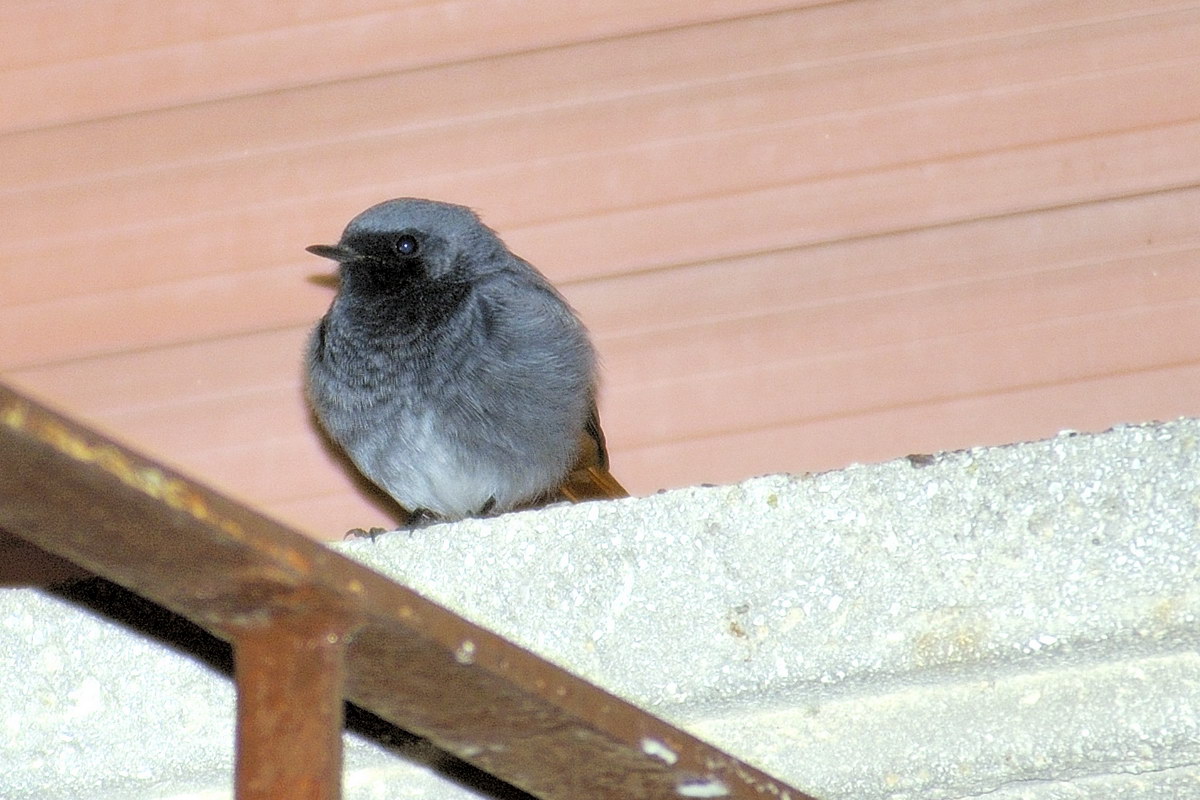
(3, 0), (1199, 538)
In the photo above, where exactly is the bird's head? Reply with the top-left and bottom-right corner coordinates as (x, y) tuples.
(306, 198), (506, 293)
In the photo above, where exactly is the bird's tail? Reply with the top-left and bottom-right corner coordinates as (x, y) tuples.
(558, 463), (628, 502)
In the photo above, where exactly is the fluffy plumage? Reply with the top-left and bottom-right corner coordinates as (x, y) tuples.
(305, 198), (619, 522)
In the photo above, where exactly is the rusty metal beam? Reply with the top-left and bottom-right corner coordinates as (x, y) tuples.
(0, 381), (819, 800)
(235, 613), (349, 799)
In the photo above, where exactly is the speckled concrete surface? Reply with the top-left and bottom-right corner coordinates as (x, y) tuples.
(3, 419), (1199, 799)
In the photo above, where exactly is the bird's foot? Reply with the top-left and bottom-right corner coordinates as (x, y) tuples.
(343, 526), (390, 541)
(401, 508), (442, 529)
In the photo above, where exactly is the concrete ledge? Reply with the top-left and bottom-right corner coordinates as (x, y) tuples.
(4, 419), (1199, 798)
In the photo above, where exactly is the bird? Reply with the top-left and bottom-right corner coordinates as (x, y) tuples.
(305, 197), (626, 526)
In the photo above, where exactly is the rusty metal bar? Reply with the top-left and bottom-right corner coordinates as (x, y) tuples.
(235, 614), (349, 800)
(0, 381), (819, 800)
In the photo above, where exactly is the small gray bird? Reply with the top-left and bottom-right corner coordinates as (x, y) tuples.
(305, 198), (626, 524)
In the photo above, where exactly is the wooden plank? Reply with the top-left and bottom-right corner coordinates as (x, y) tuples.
(0, 0), (815, 134)
(506, 117), (1200, 283)
(3, 199), (1188, 380)
(575, 185), (1200, 336)
(9, 188), (1198, 452)
(604, 295), (1200, 446)
(10, 44), (1200, 259)
(615, 360), (1200, 490)
(6, 6), (1198, 254)
(33, 251), (1197, 462)
(10, 250), (1195, 529)
(600, 250), (1200, 389)
(6, 117), (1200, 371)
(12, 184), (1200, 404)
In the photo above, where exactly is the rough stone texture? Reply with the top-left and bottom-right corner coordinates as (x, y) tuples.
(3, 419), (1199, 799)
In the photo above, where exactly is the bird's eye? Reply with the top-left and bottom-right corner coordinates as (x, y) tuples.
(394, 234), (420, 257)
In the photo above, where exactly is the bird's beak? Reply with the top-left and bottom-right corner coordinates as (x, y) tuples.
(306, 243), (358, 262)
(306, 243), (356, 288)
